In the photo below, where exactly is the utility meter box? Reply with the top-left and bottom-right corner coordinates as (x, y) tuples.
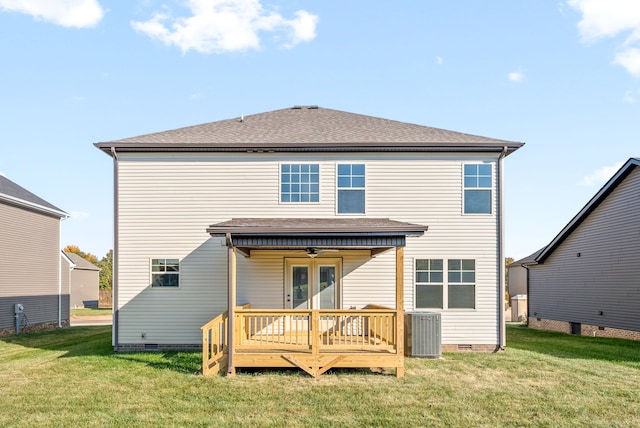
(14, 303), (24, 314)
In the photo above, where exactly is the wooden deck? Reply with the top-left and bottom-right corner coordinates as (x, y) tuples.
(202, 306), (402, 377)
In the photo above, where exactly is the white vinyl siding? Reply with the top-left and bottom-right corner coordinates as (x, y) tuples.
(116, 152), (500, 346)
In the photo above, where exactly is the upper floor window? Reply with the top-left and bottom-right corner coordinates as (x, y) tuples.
(463, 164), (492, 214)
(151, 258), (180, 287)
(281, 164), (319, 203)
(337, 164), (365, 214)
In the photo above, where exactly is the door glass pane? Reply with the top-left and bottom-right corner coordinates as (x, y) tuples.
(318, 266), (336, 309)
(292, 266), (309, 309)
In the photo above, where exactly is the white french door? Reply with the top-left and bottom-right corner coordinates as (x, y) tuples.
(285, 258), (341, 310)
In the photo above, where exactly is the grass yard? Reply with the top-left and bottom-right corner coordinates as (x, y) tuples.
(71, 308), (112, 317)
(1, 324), (639, 427)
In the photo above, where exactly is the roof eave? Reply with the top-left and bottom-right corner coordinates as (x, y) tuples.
(0, 193), (69, 219)
(536, 158), (640, 263)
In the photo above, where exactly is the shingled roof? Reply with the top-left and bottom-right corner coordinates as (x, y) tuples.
(95, 106), (523, 155)
(0, 175), (67, 218)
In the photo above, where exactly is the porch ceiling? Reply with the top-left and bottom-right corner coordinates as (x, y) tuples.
(207, 218), (428, 256)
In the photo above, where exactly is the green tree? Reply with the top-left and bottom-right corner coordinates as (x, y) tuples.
(97, 250), (113, 290)
(505, 256), (514, 303)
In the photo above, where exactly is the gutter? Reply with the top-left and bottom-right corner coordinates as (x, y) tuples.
(498, 146), (508, 350)
(111, 147), (119, 351)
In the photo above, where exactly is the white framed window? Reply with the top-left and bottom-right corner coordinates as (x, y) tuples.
(415, 259), (443, 309)
(415, 258), (476, 310)
(151, 258), (180, 288)
(280, 163), (320, 203)
(463, 164), (492, 214)
(337, 163), (365, 214)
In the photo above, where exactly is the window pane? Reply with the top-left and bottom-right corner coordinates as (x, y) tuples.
(301, 164), (309, 173)
(464, 189), (491, 214)
(448, 272), (461, 283)
(416, 259), (429, 270)
(462, 272), (475, 282)
(300, 194), (309, 202)
(462, 259), (475, 270)
(352, 164), (365, 175)
(352, 177), (365, 188)
(464, 164), (477, 175)
(431, 259), (443, 270)
(292, 164), (299, 173)
(416, 272), (429, 283)
(281, 164), (319, 203)
(478, 164), (492, 175)
(310, 164), (319, 173)
(449, 259), (461, 271)
(291, 194), (300, 202)
(310, 193), (319, 202)
(464, 176), (477, 188)
(416, 285), (443, 309)
(281, 164), (290, 173)
(430, 271), (443, 283)
(478, 177), (492, 188)
(338, 189), (365, 213)
(337, 164), (351, 175)
(281, 194), (290, 202)
(337, 177), (351, 187)
(449, 284), (475, 308)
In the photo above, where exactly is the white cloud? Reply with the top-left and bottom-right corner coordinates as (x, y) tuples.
(568, 0), (640, 76)
(578, 162), (624, 186)
(508, 70), (526, 83)
(0, 0), (104, 28)
(436, 56), (443, 65)
(131, 0), (318, 54)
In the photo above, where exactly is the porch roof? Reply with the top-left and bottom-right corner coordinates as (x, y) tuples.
(207, 218), (427, 255)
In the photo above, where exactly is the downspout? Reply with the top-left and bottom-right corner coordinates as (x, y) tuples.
(498, 146), (508, 350)
(111, 146), (119, 351)
(58, 234), (62, 328)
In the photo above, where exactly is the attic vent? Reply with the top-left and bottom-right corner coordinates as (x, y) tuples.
(308, 105), (319, 109)
(292, 105), (302, 109)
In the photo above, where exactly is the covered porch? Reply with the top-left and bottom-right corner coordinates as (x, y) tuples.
(201, 218), (427, 378)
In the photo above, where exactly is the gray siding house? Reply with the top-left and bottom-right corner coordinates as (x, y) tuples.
(96, 106), (522, 376)
(0, 176), (69, 336)
(528, 158), (640, 340)
(64, 251), (100, 308)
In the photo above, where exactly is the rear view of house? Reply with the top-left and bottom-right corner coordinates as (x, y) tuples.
(96, 106), (522, 376)
(0, 176), (69, 336)
(528, 158), (640, 340)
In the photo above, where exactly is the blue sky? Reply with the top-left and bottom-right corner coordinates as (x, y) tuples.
(1, 1), (639, 260)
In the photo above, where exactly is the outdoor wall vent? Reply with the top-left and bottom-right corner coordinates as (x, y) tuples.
(457, 344), (473, 351)
(144, 344), (159, 351)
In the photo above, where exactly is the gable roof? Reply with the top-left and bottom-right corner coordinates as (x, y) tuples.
(64, 251), (100, 271)
(95, 106), (523, 155)
(536, 158), (640, 263)
(508, 248), (543, 268)
(0, 175), (68, 218)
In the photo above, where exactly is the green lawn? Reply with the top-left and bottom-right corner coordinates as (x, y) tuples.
(1, 324), (639, 427)
(71, 308), (112, 317)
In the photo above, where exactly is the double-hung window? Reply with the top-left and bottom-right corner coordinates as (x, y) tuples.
(415, 259), (444, 309)
(415, 258), (476, 309)
(448, 259), (475, 309)
(463, 164), (492, 214)
(337, 164), (365, 214)
(281, 164), (319, 203)
(151, 258), (180, 288)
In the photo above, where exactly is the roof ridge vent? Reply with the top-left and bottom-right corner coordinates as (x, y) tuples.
(292, 105), (302, 109)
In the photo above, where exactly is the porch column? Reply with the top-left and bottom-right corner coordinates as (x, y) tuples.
(227, 245), (237, 377)
(395, 246), (405, 378)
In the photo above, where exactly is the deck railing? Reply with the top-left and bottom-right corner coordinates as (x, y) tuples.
(201, 311), (228, 375)
(234, 308), (397, 353)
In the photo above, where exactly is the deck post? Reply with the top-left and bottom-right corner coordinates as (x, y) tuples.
(227, 244), (237, 377)
(396, 246), (405, 378)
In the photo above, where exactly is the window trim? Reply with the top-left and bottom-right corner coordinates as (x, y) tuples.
(279, 162), (321, 204)
(414, 257), (477, 310)
(150, 258), (181, 289)
(462, 163), (493, 215)
(336, 163), (366, 215)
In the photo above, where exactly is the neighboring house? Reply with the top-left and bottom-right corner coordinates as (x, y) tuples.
(507, 250), (541, 298)
(528, 158), (640, 340)
(0, 175), (69, 336)
(64, 251), (100, 308)
(95, 106), (522, 376)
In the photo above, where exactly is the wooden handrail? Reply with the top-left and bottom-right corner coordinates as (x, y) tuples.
(201, 311), (229, 376)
